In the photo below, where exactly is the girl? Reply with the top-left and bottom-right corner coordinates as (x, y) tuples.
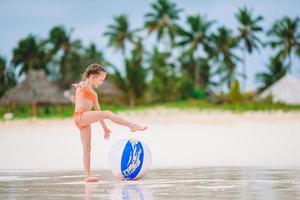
(72, 63), (147, 182)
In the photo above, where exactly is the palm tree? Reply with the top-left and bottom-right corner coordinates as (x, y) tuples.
(256, 57), (288, 91)
(268, 16), (300, 72)
(11, 35), (49, 77)
(83, 43), (110, 68)
(144, 0), (182, 49)
(0, 56), (17, 97)
(178, 53), (216, 92)
(111, 39), (147, 106)
(149, 47), (176, 102)
(0, 56), (7, 97)
(104, 15), (135, 55)
(235, 7), (264, 89)
(176, 14), (215, 88)
(84, 43), (105, 62)
(48, 26), (82, 81)
(212, 27), (241, 88)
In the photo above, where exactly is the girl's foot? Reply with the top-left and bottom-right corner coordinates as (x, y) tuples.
(84, 175), (99, 182)
(130, 124), (147, 132)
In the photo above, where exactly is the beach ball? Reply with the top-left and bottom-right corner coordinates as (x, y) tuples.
(109, 138), (152, 180)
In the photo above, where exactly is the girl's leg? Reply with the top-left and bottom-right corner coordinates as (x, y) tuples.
(79, 110), (147, 132)
(80, 125), (98, 182)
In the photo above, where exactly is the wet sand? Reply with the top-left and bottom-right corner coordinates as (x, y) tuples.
(1, 167), (299, 199)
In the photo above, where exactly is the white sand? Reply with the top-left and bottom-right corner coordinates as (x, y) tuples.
(0, 108), (300, 170)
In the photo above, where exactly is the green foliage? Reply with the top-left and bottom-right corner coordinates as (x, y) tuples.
(268, 16), (300, 70)
(229, 79), (242, 103)
(12, 35), (50, 77)
(0, 56), (17, 97)
(192, 86), (206, 100)
(176, 14), (215, 92)
(235, 6), (264, 88)
(83, 43), (109, 67)
(2, 2), (300, 109)
(148, 48), (177, 102)
(261, 93), (274, 104)
(175, 74), (194, 100)
(104, 15), (135, 53)
(0, 104), (128, 120)
(256, 57), (287, 91)
(2, 99), (300, 120)
(235, 7), (264, 54)
(48, 26), (83, 81)
(161, 99), (300, 112)
(176, 14), (214, 55)
(144, 0), (182, 44)
(212, 27), (241, 88)
(111, 39), (147, 106)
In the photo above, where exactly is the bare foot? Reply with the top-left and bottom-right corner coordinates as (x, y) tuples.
(84, 175), (99, 182)
(130, 124), (147, 132)
(116, 172), (125, 180)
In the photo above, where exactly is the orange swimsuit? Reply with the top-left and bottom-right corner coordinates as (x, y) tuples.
(72, 86), (98, 129)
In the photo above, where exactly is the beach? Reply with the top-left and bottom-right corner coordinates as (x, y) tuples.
(1, 109), (300, 199)
(0, 109), (300, 170)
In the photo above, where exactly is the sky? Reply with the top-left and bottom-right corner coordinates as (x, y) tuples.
(0, 0), (299, 90)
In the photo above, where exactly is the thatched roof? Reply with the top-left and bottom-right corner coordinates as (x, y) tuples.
(258, 74), (300, 105)
(0, 70), (71, 104)
(97, 77), (123, 96)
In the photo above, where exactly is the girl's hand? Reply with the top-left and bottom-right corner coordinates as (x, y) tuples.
(72, 83), (81, 88)
(103, 127), (111, 140)
(72, 80), (90, 89)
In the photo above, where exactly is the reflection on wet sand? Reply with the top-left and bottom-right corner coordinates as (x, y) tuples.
(84, 183), (99, 200)
(0, 167), (299, 199)
(110, 181), (153, 200)
(84, 178), (152, 200)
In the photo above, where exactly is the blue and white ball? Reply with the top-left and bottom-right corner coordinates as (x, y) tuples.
(109, 139), (152, 180)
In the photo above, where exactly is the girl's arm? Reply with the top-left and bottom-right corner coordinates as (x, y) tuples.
(94, 95), (111, 140)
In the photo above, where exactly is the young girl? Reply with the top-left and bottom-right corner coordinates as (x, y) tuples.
(72, 63), (147, 182)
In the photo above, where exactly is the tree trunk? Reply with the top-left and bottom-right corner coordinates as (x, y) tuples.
(288, 53), (292, 73)
(7, 102), (12, 113)
(242, 47), (247, 92)
(192, 54), (200, 88)
(32, 101), (38, 117)
(164, 33), (168, 52)
(128, 90), (135, 106)
(194, 64), (200, 88)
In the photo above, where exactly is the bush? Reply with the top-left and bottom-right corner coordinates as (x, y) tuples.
(228, 80), (242, 103)
(176, 76), (194, 100)
(192, 86), (207, 100)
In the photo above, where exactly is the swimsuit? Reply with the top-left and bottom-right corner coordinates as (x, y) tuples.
(72, 87), (98, 129)
(72, 109), (89, 129)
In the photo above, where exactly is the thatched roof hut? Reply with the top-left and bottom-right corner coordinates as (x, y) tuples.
(1, 70), (71, 104)
(95, 77), (124, 103)
(258, 74), (300, 105)
(0, 70), (71, 116)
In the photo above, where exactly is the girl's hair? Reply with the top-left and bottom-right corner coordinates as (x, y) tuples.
(80, 63), (106, 81)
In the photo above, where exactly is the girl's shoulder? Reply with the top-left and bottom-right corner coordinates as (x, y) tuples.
(75, 83), (96, 95)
